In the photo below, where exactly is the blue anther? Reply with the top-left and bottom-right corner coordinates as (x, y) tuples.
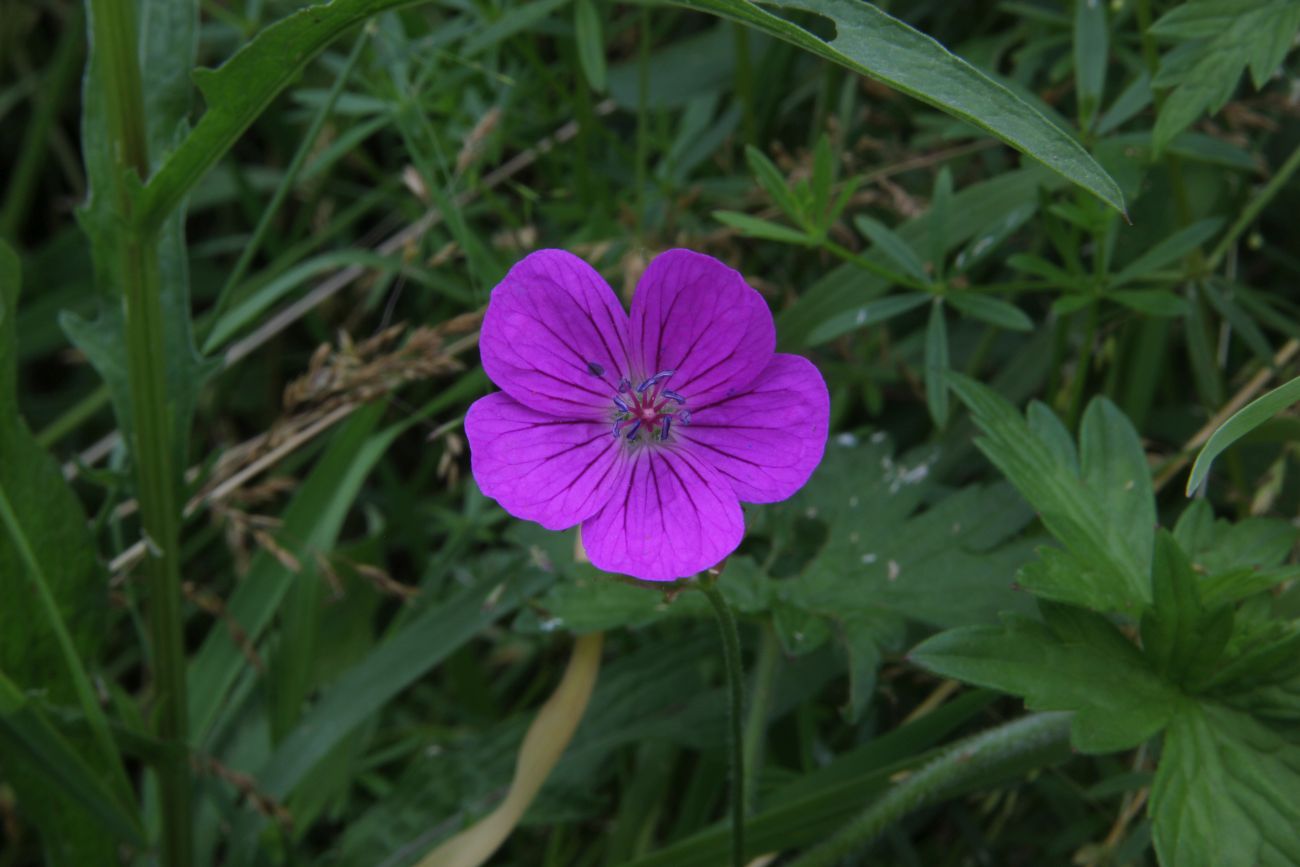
(624, 420), (642, 441)
(661, 389), (686, 405)
(617, 378), (632, 393)
(587, 361), (605, 376)
(611, 418), (624, 438)
(659, 416), (673, 441)
(678, 409), (692, 426)
(635, 369), (675, 394)
(612, 396), (630, 413)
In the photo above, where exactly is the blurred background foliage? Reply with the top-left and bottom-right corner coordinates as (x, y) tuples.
(2, 0), (1300, 865)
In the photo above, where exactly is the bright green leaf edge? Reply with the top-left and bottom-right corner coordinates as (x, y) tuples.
(672, 0), (1126, 214)
(1187, 373), (1300, 494)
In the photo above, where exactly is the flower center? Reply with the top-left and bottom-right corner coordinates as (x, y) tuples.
(602, 367), (691, 443)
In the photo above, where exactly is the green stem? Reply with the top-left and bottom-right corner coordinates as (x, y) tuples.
(701, 581), (745, 867)
(732, 23), (757, 148)
(1207, 141), (1300, 271)
(87, 0), (192, 862)
(741, 621), (779, 813)
(786, 712), (1072, 867)
(36, 385), (111, 449)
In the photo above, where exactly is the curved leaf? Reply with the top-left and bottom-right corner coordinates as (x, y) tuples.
(1187, 374), (1300, 494)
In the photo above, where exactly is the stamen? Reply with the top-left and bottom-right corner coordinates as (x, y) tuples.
(612, 396), (630, 413)
(635, 370), (675, 394)
(617, 378), (632, 394)
(678, 409), (692, 426)
(661, 390), (686, 405)
(611, 418), (625, 438)
(624, 420), (642, 441)
(659, 416), (672, 441)
(586, 361), (605, 376)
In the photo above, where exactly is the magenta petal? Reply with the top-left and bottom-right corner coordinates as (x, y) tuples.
(466, 392), (629, 530)
(679, 354), (829, 503)
(629, 249), (775, 406)
(581, 447), (744, 582)
(480, 249), (631, 417)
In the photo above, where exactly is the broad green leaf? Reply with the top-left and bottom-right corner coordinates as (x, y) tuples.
(1150, 0), (1300, 152)
(674, 0), (1125, 212)
(853, 215), (928, 283)
(1110, 217), (1223, 287)
(0, 243), (128, 862)
(1151, 702), (1300, 867)
(713, 210), (811, 244)
(0, 674), (145, 848)
(911, 605), (1184, 752)
(1187, 373), (1300, 494)
(804, 291), (931, 345)
(925, 298), (950, 427)
(1139, 531), (1233, 686)
(1173, 501), (1299, 605)
(947, 292), (1033, 331)
(949, 375), (1153, 612)
(574, 0), (607, 91)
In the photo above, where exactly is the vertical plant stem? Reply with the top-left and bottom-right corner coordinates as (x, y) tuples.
(733, 23), (757, 148)
(1207, 141), (1300, 270)
(635, 7), (650, 240)
(87, 0), (192, 862)
(785, 713), (1072, 867)
(701, 581), (745, 867)
(741, 621), (779, 813)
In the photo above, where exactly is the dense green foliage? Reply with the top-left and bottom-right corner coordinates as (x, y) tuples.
(3, 0), (1300, 865)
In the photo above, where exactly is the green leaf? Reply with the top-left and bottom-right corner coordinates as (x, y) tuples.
(853, 215), (928, 283)
(925, 299), (950, 427)
(948, 375), (1153, 612)
(911, 605), (1184, 753)
(135, 0), (419, 231)
(745, 145), (804, 224)
(675, 0), (1126, 212)
(1110, 217), (1223, 287)
(947, 293), (1033, 331)
(713, 209), (812, 244)
(929, 167), (953, 278)
(805, 291), (931, 345)
(810, 133), (835, 225)
(1150, 0), (1300, 152)
(1152, 702), (1300, 867)
(1109, 288), (1190, 317)
(574, 0), (607, 91)
(1074, 0), (1108, 129)
(0, 242), (130, 862)
(1187, 373), (1300, 494)
(1140, 531), (1233, 686)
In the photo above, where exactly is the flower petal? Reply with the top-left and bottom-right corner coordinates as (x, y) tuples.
(480, 249), (631, 417)
(679, 353), (829, 503)
(466, 392), (629, 530)
(629, 249), (775, 406)
(581, 447), (744, 581)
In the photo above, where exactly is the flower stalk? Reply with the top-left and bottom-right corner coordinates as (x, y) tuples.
(701, 579), (746, 867)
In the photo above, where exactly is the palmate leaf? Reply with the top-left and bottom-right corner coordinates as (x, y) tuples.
(1152, 702), (1300, 867)
(949, 375), (1154, 613)
(674, 0), (1125, 213)
(1150, 0), (1300, 152)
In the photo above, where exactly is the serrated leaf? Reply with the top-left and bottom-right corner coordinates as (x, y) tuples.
(911, 604), (1183, 752)
(1151, 702), (1300, 867)
(673, 0), (1125, 212)
(947, 293), (1033, 331)
(949, 375), (1153, 612)
(1140, 531), (1233, 686)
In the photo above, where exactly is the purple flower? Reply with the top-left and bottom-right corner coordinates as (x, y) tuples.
(466, 249), (830, 582)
